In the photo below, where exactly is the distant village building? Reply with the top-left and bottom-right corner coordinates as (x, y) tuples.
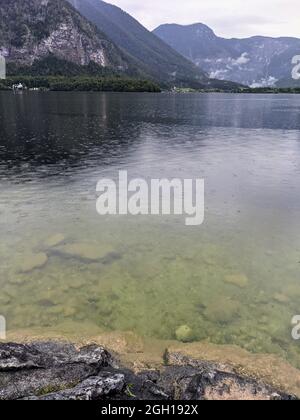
(12, 83), (25, 91)
(0, 54), (6, 80)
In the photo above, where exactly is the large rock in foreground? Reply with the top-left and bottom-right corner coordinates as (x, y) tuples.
(0, 341), (296, 400)
(0, 342), (112, 400)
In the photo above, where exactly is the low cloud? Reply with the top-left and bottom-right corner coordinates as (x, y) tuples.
(231, 53), (250, 66)
(250, 76), (279, 88)
(108, 0), (300, 38)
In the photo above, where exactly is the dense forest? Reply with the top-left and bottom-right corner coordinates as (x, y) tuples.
(238, 87), (300, 94)
(0, 76), (161, 92)
(1, 77), (300, 94)
(172, 86), (300, 94)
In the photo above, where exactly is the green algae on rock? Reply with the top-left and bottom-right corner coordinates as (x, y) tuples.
(44, 234), (65, 248)
(175, 325), (194, 342)
(273, 293), (290, 304)
(55, 242), (115, 262)
(224, 273), (249, 288)
(18, 253), (48, 273)
(0, 294), (11, 305)
(204, 298), (241, 324)
(3, 220), (300, 370)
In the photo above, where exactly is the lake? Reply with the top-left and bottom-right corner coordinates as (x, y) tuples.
(1, 91), (300, 367)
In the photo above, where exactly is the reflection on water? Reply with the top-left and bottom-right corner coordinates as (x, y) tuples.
(1, 92), (300, 367)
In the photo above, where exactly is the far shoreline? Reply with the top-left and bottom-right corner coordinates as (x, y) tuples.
(1, 76), (300, 94)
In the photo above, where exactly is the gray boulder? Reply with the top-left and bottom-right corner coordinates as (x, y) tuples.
(0, 341), (297, 400)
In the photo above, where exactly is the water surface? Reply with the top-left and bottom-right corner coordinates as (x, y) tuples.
(1, 92), (300, 366)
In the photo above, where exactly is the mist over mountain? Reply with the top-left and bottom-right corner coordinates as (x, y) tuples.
(154, 23), (300, 87)
(68, 0), (240, 89)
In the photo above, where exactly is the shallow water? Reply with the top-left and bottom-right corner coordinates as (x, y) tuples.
(1, 91), (300, 366)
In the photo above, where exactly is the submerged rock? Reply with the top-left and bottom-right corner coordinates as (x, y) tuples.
(285, 285), (300, 299)
(0, 341), (296, 400)
(63, 307), (77, 317)
(273, 293), (290, 304)
(44, 234), (65, 248)
(224, 273), (249, 288)
(55, 242), (115, 263)
(204, 297), (241, 323)
(175, 325), (194, 343)
(37, 291), (61, 307)
(37, 299), (56, 308)
(0, 294), (11, 305)
(18, 253), (48, 273)
(69, 277), (85, 290)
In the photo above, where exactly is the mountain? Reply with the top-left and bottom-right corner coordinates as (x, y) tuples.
(0, 0), (135, 76)
(154, 23), (300, 87)
(67, 0), (239, 89)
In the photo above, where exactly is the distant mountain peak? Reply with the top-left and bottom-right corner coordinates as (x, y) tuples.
(159, 22), (215, 33)
(154, 23), (300, 87)
(192, 23), (216, 36)
(68, 0), (207, 86)
(1, 0), (241, 89)
(68, 0), (240, 89)
(155, 23), (216, 40)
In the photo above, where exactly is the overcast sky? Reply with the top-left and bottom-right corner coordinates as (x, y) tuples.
(107, 0), (300, 38)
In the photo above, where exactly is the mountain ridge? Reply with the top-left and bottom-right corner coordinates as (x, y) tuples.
(68, 0), (208, 86)
(154, 23), (300, 87)
(68, 0), (241, 89)
(0, 0), (137, 77)
(0, 0), (243, 89)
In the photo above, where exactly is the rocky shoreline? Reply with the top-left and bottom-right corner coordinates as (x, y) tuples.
(0, 341), (297, 400)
